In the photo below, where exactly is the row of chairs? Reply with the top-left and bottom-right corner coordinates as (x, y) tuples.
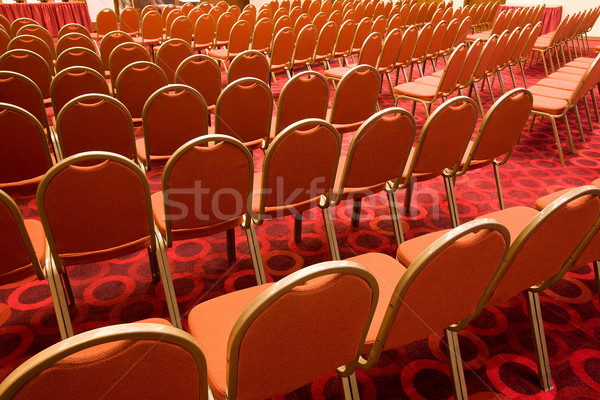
(467, 4), (544, 41)
(2, 177), (599, 399)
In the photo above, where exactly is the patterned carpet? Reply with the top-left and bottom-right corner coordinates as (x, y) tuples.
(2, 40), (600, 399)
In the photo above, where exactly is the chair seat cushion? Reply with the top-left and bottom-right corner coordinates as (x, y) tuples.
(547, 71), (583, 82)
(396, 229), (449, 267)
(535, 178), (600, 210)
(393, 82), (438, 101)
(187, 283), (275, 400)
(323, 66), (352, 79)
(528, 85), (573, 101)
(413, 75), (441, 87)
(531, 94), (569, 114)
(536, 78), (579, 92)
(556, 66), (587, 75)
(475, 206), (539, 244)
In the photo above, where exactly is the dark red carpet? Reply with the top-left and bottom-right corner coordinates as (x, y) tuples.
(2, 41), (600, 399)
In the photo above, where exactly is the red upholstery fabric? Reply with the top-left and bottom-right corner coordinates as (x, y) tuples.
(0, 72), (48, 129)
(276, 73), (329, 134)
(175, 56), (221, 108)
(156, 41), (193, 84)
(116, 63), (167, 119)
(0, 3), (93, 36)
(330, 67), (380, 129)
(531, 95), (568, 114)
(51, 70), (109, 114)
(395, 229), (449, 266)
(0, 50), (51, 98)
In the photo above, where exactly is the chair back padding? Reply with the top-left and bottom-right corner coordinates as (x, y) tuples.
(0, 49), (52, 98)
(56, 33), (96, 56)
(8, 35), (54, 71)
(269, 27), (295, 70)
(155, 38), (193, 84)
(56, 47), (104, 76)
(457, 39), (483, 87)
(0, 71), (49, 131)
(115, 61), (168, 119)
(228, 50), (270, 84)
(251, 17), (273, 53)
(99, 30), (133, 68)
(96, 8), (118, 37)
(293, 24), (318, 66)
(50, 66), (110, 116)
(120, 8), (140, 36)
(330, 65), (380, 129)
(109, 42), (151, 84)
(395, 25), (418, 68)
(175, 54), (221, 108)
(193, 14), (216, 49)
(333, 19), (355, 57)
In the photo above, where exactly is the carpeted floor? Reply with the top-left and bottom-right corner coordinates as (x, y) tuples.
(1, 39), (600, 399)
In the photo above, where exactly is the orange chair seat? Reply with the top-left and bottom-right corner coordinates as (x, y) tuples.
(565, 60), (592, 69)
(187, 282), (275, 400)
(395, 229), (448, 266)
(534, 178), (600, 210)
(431, 70), (443, 78)
(151, 191), (243, 241)
(529, 85), (573, 101)
(393, 82), (438, 101)
(475, 206), (539, 244)
(323, 65), (353, 79)
(413, 75), (441, 87)
(207, 48), (236, 61)
(531, 94), (569, 114)
(133, 36), (161, 46)
(556, 66), (587, 75)
(595, 44), (600, 53)
(135, 138), (170, 166)
(459, 141), (494, 171)
(466, 33), (489, 41)
(345, 252), (407, 349)
(536, 78), (579, 92)
(548, 71), (584, 82)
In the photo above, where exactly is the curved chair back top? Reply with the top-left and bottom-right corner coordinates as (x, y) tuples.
(50, 66), (110, 117)
(56, 94), (136, 163)
(292, 24), (318, 66)
(395, 25), (418, 68)
(485, 30), (510, 75)
(15, 24), (55, 59)
(239, 9), (256, 29)
(456, 38), (483, 88)
(155, 38), (193, 84)
(256, 119), (341, 217)
(227, 50), (270, 84)
(372, 15), (387, 35)
(335, 107), (416, 202)
(175, 54), (221, 109)
(497, 27), (522, 70)
(56, 47), (104, 76)
(0, 103), (53, 191)
(274, 71), (330, 140)
(140, 10), (163, 43)
(411, 22), (433, 63)
(96, 8), (118, 37)
(351, 17), (373, 52)
(357, 31), (383, 66)
(377, 28), (402, 71)
(314, 20), (337, 62)
(0, 71), (49, 131)
(108, 41), (151, 84)
(193, 14), (216, 49)
(454, 16), (472, 45)
(508, 23), (533, 65)
(165, 9), (184, 37)
(0, 49), (52, 99)
(56, 32), (96, 56)
(58, 23), (91, 40)
(438, 18), (459, 54)
(269, 26), (295, 70)
(0, 323), (208, 400)
(99, 30), (133, 68)
(436, 42), (468, 95)
(115, 61), (168, 119)
(215, 11), (236, 44)
(227, 19), (252, 55)
(333, 19), (355, 57)
(10, 17), (39, 37)
(215, 78), (274, 148)
(8, 35), (54, 73)
(251, 17), (273, 53)
(472, 34), (498, 82)
(170, 16), (193, 44)
(312, 11), (328, 31)
(426, 20), (447, 57)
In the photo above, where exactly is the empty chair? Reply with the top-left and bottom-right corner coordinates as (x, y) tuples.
(268, 27), (295, 80)
(55, 47), (104, 76)
(0, 71), (51, 135)
(239, 9), (256, 29)
(393, 25), (418, 85)
(133, 10), (163, 56)
(99, 30), (133, 76)
(56, 33), (97, 56)
(331, 19), (355, 67)
(175, 54), (221, 118)
(108, 42), (151, 91)
(7, 35), (54, 74)
(313, 20), (337, 68)
(119, 7), (140, 36)
(251, 17), (273, 53)
(312, 11), (328, 31)
(215, 78), (273, 149)
(164, 9), (185, 38)
(290, 24), (318, 72)
(187, 260), (377, 400)
(169, 16), (193, 44)
(55, 94), (138, 165)
(253, 119), (342, 259)
(399, 96), (479, 228)
(193, 14), (216, 53)
(137, 84), (208, 169)
(155, 38), (193, 84)
(408, 22), (434, 79)
(424, 20), (447, 71)
(270, 71), (330, 143)
(0, 49), (52, 101)
(376, 28), (403, 93)
(36, 152), (181, 331)
(153, 135), (266, 284)
(452, 88), (533, 223)
(332, 107), (416, 246)
(115, 61), (168, 122)
(347, 218), (510, 400)
(0, 103), (53, 192)
(0, 322), (207, 398)
(94, 8), (118, 40)
(324, 31), (383, 82)
(15, 24), (55, 60)
(214, 12), (236, 48)
(328, 65), (381, 133)
(10, 18), (39, 37)
(227, 50), (270, 84)
(350, 17), (373, 56)
(207, 20), (252, 69)
(58, 23), (91, 40)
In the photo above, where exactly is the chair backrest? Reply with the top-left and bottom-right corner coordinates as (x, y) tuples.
(120, 7), (140, 36)
(96, 8), (118, 37)
(155, 38), (193, 84)
(99, 30), (133, 69)
(487, 186), (600, 307)
(0, 49), (52, 99)
(140, 10), (163, 43)
(456, 38), (483, 88)
(312, 11), (328, 31)
(356, 31), (383, 66)
(224, 261), (377, 399)
(8, 35), (54, 73)
(170, 16), (193, 44)
(0, 71), (50, 132)
(0, 189), (44, 286)
(181, 2), (195, 16)
(486, 29), (509, 75)
(160, 135), (254, 245)
(274, 14), (292, 32)
(209, 5), (224, 21)
(334, 107), (416, 203)
(292, 24), (318, 66)
(239, 9), (256, 29)
(10, 18), (39, 37)
(333, 19), (355, 57)
(362, 219), (509, 366)
(227, 50), (270, 84)
(426, 20), (447, 57)
(436, 42), (468, 95)
(257, 7), (273, 20)
(50, 66), (110, 117)
(58, 23), (91, 40)
(141, 84), (208, 168)
(461, 88), (533, 170)
(438, 18), (459, 55)
(411, 22), (433, 63)
(115, 61), (168, 119)
(256, 119), (341, 219)
(273, 71), (329, 141)
(251, 17), (273, 53)
(37, 151), (157, 266)
(142, 5), (158, 17)
(377, 28), (402, 71)
(188, 8), (203, 26)
(175, 54), (221, 109)
(108, 42), (151, 86)
(491, 10), (510, 35)
(472, 33), (498, 82)
(269, 26), (295, 71)
(165, 9), (184, 37)
(215, 78), (274, 148)
(56, 32), (97, 56)
(193, 14), (216, 50)
(0, 103), (53, 191)
(215, 11), (236, 44)
(571, 54), (600, 106)
(508, 23), (533, 65)
(314, 20), (337, 62)
(329, 9), (342, 26)
(351, 17), (373, 52)
(395, 25), (418, 69)
(15, 24), (55, 60)
(406, 96), (478, 179)
(329, 65), (380, 132)
(56, 94), (137, 163)
(372, 15), (386, 34)
(55, 47), (104, 76)
(497, 27), (521, 70)
(227, 19), (252, 55)
(273, 7), (288, 22)
(0, 323), (208, 400)
(454, 16), (472, 45)
(294, 13), (312, 32)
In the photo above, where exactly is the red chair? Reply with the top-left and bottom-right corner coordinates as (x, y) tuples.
(155, 38), (193, 84)
(99, 30), (133, 77)
(94, 8), (118, 40)
(7, 35), (54, 74)
(193, 14), (216, 53)
(207, 20), (252, 69)
(251, 17), (273, 54)
(108, 42), (151, 92)
(169, 16), (193, 44)
(227, 50), (270, 84)
(268, 26), (295, 80)
(0, 49), (52, 101)
(10, 17), (39, 37)
(290, 24), (318, 72)
(133, 10), (163, 57)
(175, 54), (221, 117)
(153, 135), (266, 283)
(331, 19), (355, 67)
(56, 33), (97, 56)
(137, 84), (208, 169)
(15, 24), (55, 61)
(214, 12), (236, 48)
(313, 20), (337, 69)
(55, 47), (104, 76)
(58, 23), (92, 40)
(0, 29), (9, 54)
(119, 7), (140, 36)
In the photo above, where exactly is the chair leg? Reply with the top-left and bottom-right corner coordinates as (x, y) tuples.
(403, 180), (414, 216)
(351, 198), (362, 228)
(541, 51), (549, 76)
(526, 291), (554, 391)
(562, 115), (575, 153)
(445, 329), (469, 400)
(497, 71), (506, 94)
(492, 163), (505, 210)
(472, 82), (484, 115)
(485, 75), (495, 103)
(583, 96), (594, 131)
(574, 104), (585, 142)
(590, 90), (600, 122)
(386, 189), (405, 246)
(155, 234), (182, 329)
(321, 206), (340, 260)
(147, 247), (161, 283)
(594, 260), (600, 300)
(46, 251), (74, 339)
(550, 117), (566, 167)
(244, 224), (266, 285)
(444, 175), (460, 228)
(508, 65), (517, 88)
(226, 228), (236, 262)
(294, 213), (302, 243)
(519, 61), (528, 89)
(341, 373), (360, 400)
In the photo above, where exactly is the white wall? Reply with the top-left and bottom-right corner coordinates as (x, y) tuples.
(87, 0), (117, 22)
